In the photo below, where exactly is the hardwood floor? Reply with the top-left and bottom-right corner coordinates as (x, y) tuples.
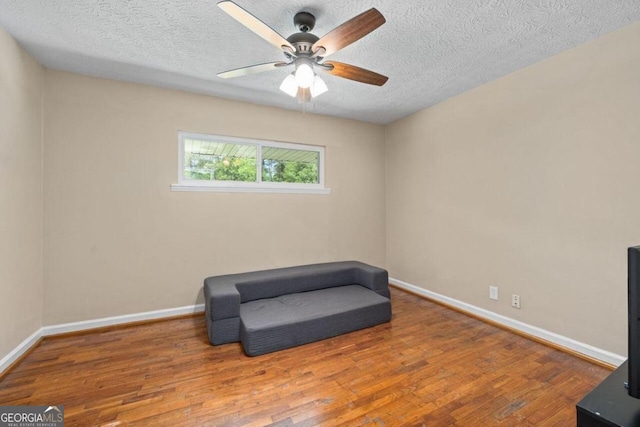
(0, 288), (610, 426)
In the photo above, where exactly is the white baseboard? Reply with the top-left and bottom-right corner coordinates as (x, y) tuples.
(1, 303), (205, 375)
(41, 304), (205, 336)
(390, 277), (626, 367)
(0, 329), (43, 376)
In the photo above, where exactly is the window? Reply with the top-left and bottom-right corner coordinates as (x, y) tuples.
(171, 132), (329, 194)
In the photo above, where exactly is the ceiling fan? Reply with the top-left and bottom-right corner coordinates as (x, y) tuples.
(216, 1), (388, 102)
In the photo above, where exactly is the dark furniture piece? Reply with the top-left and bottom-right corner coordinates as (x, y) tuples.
(628, 246), (640, 397)
(204, 261), (392, 356)
(577, 360), (640, 426)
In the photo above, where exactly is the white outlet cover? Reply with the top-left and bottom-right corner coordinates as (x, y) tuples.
(512, 294), (521, 308)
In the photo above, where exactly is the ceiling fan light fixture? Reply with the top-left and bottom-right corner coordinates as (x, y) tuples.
(310, 75), (328, 98)
(294, 58), (315, 88)
(279, 74), (298, 97)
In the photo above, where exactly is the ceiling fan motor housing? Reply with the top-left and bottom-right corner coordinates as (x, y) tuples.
(287, 12), (320, 55)
(287, 31), (319, 55)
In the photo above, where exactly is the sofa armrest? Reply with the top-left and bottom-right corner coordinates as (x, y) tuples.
(353, 262), (390, 297)
(204, 276), (241, 320)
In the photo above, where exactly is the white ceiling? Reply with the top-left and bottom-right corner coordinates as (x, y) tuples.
(1, 1), (638, 124)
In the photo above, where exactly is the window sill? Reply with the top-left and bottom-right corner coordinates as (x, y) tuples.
(171, 184), (331, 195)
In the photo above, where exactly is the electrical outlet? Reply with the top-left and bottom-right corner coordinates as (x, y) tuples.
(511, 294), (521, 309)
(489, 286), (499, 301)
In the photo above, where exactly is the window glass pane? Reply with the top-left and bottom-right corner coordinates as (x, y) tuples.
(183, 139), (257, 182)
(261, 146), (319, 184)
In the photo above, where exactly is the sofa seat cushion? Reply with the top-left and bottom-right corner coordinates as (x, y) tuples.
(239, 285), (391, 356)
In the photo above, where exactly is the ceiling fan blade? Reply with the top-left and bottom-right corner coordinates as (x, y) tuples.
(218, 61), (289, 79)
(322, 61), (388, 86)
(218, 1), (295, 52)
(312, 8), (385, 57)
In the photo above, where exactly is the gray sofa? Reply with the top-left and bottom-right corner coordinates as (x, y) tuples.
(204, 261), (392, 356)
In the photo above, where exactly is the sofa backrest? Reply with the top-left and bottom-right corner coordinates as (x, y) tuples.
(236, 265), (359, 303)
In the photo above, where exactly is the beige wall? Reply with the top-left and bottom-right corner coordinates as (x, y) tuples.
(386, 22), (640, 356)
(43, 71), (386, 325)
(0, 28), (43, 358)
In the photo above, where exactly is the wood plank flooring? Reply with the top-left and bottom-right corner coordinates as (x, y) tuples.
(0, 288), (610, 426)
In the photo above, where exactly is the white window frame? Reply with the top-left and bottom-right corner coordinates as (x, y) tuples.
(171, 131), (330, 194)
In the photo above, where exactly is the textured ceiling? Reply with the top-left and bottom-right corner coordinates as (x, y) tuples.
(0, 1), (639, 124)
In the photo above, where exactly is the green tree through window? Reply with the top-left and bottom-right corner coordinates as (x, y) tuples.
(184, 138), (320, 184)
